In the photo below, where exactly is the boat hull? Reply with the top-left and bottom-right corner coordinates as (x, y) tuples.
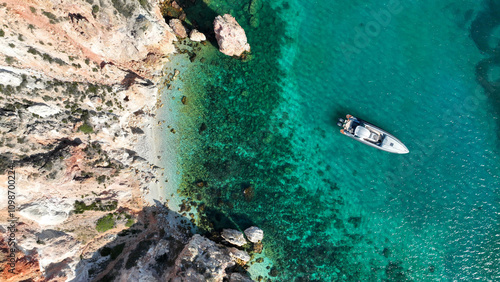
(339, 115), (409, 154)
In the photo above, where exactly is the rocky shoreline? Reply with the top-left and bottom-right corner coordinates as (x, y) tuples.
(0, 0), (259, 281)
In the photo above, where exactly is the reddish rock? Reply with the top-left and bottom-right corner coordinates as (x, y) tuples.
(169, 19), (188, 38)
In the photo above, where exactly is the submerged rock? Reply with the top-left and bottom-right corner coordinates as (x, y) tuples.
(244, 226), (264, 243)
(213, 14), (251, 56)
(221, 229), (247, 246)
(189, 29), (206, 42)
(169, 19), (188, 38)
(243, 185), (255, 202)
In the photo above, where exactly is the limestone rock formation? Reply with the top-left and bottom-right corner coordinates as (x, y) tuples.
(189, 29), (206, 42)
(0, 0), (176, 280)
(229, 247), (251, 263)
(244, 226), (264, 243)
(169, 234), (236, 281)
(169, 18), (188, 38)
(213, 14), (251, 56)
(27, 104), (61, 118)
(230, 272), (254, 282)
(19, 198), (74, 226)
(222, 229), (248, 246)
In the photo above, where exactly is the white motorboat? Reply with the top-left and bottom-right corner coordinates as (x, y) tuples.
(337, 114), (409, 154)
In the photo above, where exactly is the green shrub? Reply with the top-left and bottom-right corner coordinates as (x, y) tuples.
(92, 5), (99, 14)
(5, 56), (15, 65)
(125, 218), (134, 227)
(96, 214), (115, 232)
(0, 29), (4, 37)
(78, 123), (93, 134)
(42, 11), (58, 21)
(73, 200), (117, 214)
(138, 0), (149, 9)
(54, 57), (66, 66)
(96, 175), (106, 184)
(30, 6), (36, 13)
(28, 47), (40, 55)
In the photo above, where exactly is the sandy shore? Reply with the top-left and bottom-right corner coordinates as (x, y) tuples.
(138, 53), (192, 212)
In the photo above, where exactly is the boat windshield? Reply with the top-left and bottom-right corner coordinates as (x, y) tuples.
(355, 126), (371, 138)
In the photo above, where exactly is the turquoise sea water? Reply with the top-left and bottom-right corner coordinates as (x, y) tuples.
(162, 0), (500, 280)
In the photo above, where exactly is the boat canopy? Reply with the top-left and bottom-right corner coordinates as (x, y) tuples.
(354, 126), (371, 138)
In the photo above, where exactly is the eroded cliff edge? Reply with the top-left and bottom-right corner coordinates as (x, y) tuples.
(0, 0), (177, 279)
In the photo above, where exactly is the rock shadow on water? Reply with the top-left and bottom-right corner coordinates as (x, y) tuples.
(470, 0), (500, 55)
(471, 1), (500, 144)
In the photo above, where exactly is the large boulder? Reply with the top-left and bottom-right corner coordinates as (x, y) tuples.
(168, 234), (235, 281)
(213, 14), (251, 56)
(229, 248), (251, 263)
(221, 229), (247, 246)
(244, 226), (264, 243)
(169, 19), (188, 38)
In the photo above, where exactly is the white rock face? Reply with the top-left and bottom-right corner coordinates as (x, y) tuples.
(244, 226), (264, 243)
(221, 229), (247, 246)
(27, 104), (61, 118)
(18, 229), (79, 279)
(213, 14), (251, 56)
(189, 29), (206, 42)
(0, 69), (23, 86)
(229, 247), (251, 263)
(19, 198), (74, 226)
(169, 19), (188, 38)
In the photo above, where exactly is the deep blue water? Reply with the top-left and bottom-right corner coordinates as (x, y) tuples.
(163, 0), (500, 280)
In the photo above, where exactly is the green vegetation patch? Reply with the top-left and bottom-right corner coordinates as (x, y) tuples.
(92, 5), (99, 15)
(125, 218), (134, 227)
(78, 123), (94, 134)
(5, 56), (15, 65)
(138, 0), (149, 9)
(27, 47), (67, 66)
(96, 213), (115, 232)
(73, 200), (118, 214)
(0, 29), (5, 37)
(111, 0), (135, 18)
(42, 11), (58, 21)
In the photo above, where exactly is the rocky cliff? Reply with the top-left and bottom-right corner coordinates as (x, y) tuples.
(0, 0), (167, 280)
(0, 0), (259, 280)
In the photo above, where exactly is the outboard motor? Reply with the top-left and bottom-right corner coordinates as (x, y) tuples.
(338, 118), (345, 123)
(337, 122), (343, 127)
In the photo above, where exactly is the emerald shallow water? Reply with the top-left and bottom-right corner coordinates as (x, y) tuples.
(162, 0), (500, 280)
